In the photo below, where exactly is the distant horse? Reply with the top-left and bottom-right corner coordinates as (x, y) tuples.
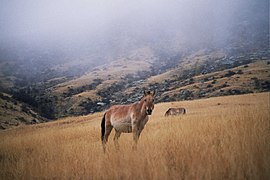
(165, 107), (186, 116)
(101, 91), (155, 152)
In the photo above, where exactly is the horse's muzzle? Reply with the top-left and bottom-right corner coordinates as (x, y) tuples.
(146, 109), (152, 115)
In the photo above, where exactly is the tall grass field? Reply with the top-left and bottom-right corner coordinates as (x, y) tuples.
(0, 93), (269, 179)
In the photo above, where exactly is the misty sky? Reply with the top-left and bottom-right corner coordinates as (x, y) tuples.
(0, 0), (269, 60)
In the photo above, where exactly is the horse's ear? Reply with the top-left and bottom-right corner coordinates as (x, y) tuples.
(143, 90), (154, 96)
(143, 90), (147, 96)
(152, 90), (156, 96)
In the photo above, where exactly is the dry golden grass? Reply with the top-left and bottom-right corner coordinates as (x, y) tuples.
(0, 93), (269, 179)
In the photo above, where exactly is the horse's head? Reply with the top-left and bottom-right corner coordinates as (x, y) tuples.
(141, 90), (155, 115)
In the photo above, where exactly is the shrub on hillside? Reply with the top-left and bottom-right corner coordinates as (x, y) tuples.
(224, 70), (236, 77)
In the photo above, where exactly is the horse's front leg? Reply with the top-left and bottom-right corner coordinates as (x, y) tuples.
(132, 130), (139, 150)
(132, 126), (142, 150)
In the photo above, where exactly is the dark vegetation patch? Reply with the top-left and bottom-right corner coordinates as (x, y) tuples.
(64, 78), (103, 97)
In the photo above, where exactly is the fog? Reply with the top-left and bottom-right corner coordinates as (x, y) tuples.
(0, 0), (268, 71)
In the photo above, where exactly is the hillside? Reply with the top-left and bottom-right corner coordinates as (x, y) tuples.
(0, 48), (269, 128)
(50, 49), (270, 117)
(0, 93), (48, 130)
(0, 92), (269, 179)
(142, 58), (270, 102)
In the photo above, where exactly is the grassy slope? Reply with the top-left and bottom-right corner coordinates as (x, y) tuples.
(135, 60), (270, 100)
(54, 48), (269, 104)
(146, 50), (225, 83)
(48, 48), (269, 119)
(49, 47), (156, 115)
(0, 93), (48, 129)
(53, 47), (155, 97)
(0, 92), (269, 179)
(56, 50), (226, 99)
(163, 60), (270, 96)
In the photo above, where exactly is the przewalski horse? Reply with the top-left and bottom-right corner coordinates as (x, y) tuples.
(101, 91), (155, 152)
(165, 107), (186, 116)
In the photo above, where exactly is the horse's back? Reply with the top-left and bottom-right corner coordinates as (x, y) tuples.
(165, 107), (186, 116)
(106, 104), (132, 116)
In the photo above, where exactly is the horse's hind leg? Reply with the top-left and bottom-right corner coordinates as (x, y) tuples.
(113, 130), (121, 150)
(103, 125), (113, 152)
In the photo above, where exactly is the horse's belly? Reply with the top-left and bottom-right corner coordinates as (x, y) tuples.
(112, 119), (132, 133)
(113, 122), (132, 133)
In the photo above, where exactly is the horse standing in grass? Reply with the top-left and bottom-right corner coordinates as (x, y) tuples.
(165, 107), (186, 116)
(101, 91), (155, 152)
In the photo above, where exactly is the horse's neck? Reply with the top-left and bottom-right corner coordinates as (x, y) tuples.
(134, 100), (146, 117)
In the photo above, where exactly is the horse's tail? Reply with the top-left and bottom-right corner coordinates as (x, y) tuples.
(101, 113), (106, 142)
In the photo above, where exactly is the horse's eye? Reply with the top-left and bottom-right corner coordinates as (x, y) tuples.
(144, 99), (147, 102)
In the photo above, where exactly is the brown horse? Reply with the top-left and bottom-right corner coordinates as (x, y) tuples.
(101, 91), (155, 152)
(165, 107), (186, 116)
